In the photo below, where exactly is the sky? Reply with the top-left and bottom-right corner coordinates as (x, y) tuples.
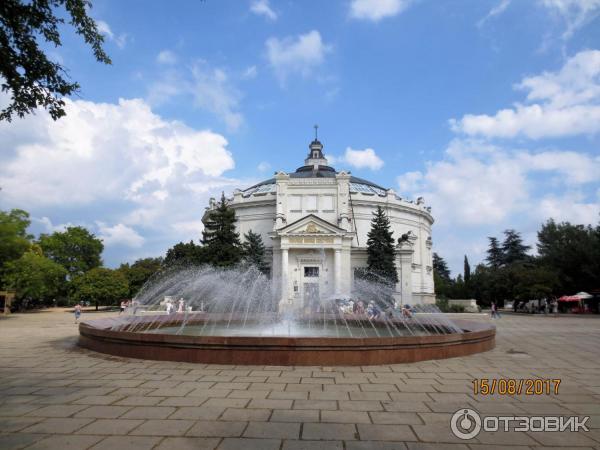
(1, 0), (600, 276)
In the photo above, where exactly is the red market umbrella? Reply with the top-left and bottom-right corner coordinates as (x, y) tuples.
(558, 295), (581, 302)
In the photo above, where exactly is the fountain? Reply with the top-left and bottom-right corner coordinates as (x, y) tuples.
(78, 266), (495, 365)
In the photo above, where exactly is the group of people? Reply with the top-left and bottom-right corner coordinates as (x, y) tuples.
(335, 299), (414, 320)
(165, 297), (186, 314)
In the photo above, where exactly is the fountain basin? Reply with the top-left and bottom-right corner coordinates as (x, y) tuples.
(78, 314), (495, 365)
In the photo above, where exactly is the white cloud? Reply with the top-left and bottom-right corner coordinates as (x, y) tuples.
(539, 0), (600, 39)
(250, 0), (278, 21)
(265, 30), (331, 85)
(97, 222), (145, 248)
(242, 65), (258, 79)
(349, 0), (413, 22)
(156, 50), (177, 65)
(477, 0), (512, 28)
(257, 161), (271, 172)
(451, 49), (600, 139)
(333, 147), (384, 170)
(396, 139), (600, 226)
(0, 97), (238, 257)
(96, 20), (128, 49)
(148, 61), (244, 131)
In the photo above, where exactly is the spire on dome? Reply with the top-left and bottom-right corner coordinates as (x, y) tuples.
(307, 124), (325, 164)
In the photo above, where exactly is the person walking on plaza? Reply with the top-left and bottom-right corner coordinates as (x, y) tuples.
(74, 303), (82, 323)
(119, 300), (126, 314)
(491, 301), (500, 319)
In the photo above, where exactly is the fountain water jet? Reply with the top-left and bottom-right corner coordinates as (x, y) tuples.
(78, 265), (495, 365)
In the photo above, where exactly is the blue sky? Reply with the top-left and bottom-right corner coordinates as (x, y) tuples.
(1, 0), (599, 275)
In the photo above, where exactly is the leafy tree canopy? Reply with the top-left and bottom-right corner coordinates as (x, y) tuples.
(164, 240), (206, 268)
(0, 208), (33, 285)
(202, 193), (241, 267)
(3, 251), (67, 307)
(70, 267), (128, 309)
(366, 206), (398, 284)
(1, 0), (111, 121)
(537, 219), (600, 294)
(118, 257), (163, 298)
(38, 226), (103, 278)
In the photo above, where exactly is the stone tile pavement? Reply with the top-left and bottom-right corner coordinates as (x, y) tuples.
(1, 309), (599, 449)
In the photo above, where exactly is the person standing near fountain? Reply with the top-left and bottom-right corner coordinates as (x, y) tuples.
(74, 303), (82, 323)
(177, 298), (185, 313)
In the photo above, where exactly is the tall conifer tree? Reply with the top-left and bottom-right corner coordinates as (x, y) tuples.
(201, 193), (241, 267)
(366, 206), (398, 284)
(241, 230), (269, 274)
(486, 237), (504, 269)
(464, 255), (471, 283)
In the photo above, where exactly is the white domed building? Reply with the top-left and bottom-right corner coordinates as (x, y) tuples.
(203, 136), (435, 310)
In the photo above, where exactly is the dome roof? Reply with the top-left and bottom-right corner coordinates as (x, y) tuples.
(241, 134), (389, 198)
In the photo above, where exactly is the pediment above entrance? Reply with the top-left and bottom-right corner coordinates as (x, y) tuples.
(277, 214), (346, 236)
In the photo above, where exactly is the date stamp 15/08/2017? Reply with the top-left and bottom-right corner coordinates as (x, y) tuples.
(472, 378), (561, 396)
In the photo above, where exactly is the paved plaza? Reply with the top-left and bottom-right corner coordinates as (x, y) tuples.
(1, 310), (599, 450)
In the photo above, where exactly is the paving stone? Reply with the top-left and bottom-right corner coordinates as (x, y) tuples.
(321, 410), (371, 423)
(120, 406), (176, 419)
(114, 396), (164, 406)
(369, 411), (422, 424)
(130, 419), (195, 436)
(346, 442), (409, 450)
(76, 418), (144, 435)
(221, 407), (272, 421)
(270, 409), (319, 422)
(0, 416), (44, 432)
(155, 437), (221, 450)
(243, 421), (300, 439)
(357, 424), (417, 441)
(0, 433), (47, 450)
(170, 406), (225, 420)
(21, 417), (94, 434)
(89, 436), (162, 450)
(76, 405), (132, 418)
(282, 440), (344, 450)
(293, 400), (337, 410)
(24, 434), (104, 450)
(186, 420), (247, 437)
(302, 423), (357, 440)
(247, 398), (293, 409)
(339, 400), (384, 411)
(218, 438), (281, 450)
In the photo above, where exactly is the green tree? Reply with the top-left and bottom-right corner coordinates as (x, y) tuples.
(38, 226), (103, 278)
(502, 229), (531, 265)
(366, 206), (398, 284)
(164, 241), (206, 267)
(3, 251), (67, 308)
(432, 253), (453, 299)
(241, 230), (269, 274)
(0, 208), (33, 285)
(1, 0), (111, 121)
(70, 267), (128, 310)
(433, 253), (451, 281)
(202, 193), (242, 267)
(118, 257), (163, 298)
(537, 219), (600, 294)
(463, 255), (471, 284)
(485, 237), (504, 268)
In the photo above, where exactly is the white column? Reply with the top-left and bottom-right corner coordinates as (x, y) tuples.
(281, 248), (289, 303)
(334, 248), (342, 295)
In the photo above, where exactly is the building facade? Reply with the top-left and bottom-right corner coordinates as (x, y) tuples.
(203, 137), (435, 310)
